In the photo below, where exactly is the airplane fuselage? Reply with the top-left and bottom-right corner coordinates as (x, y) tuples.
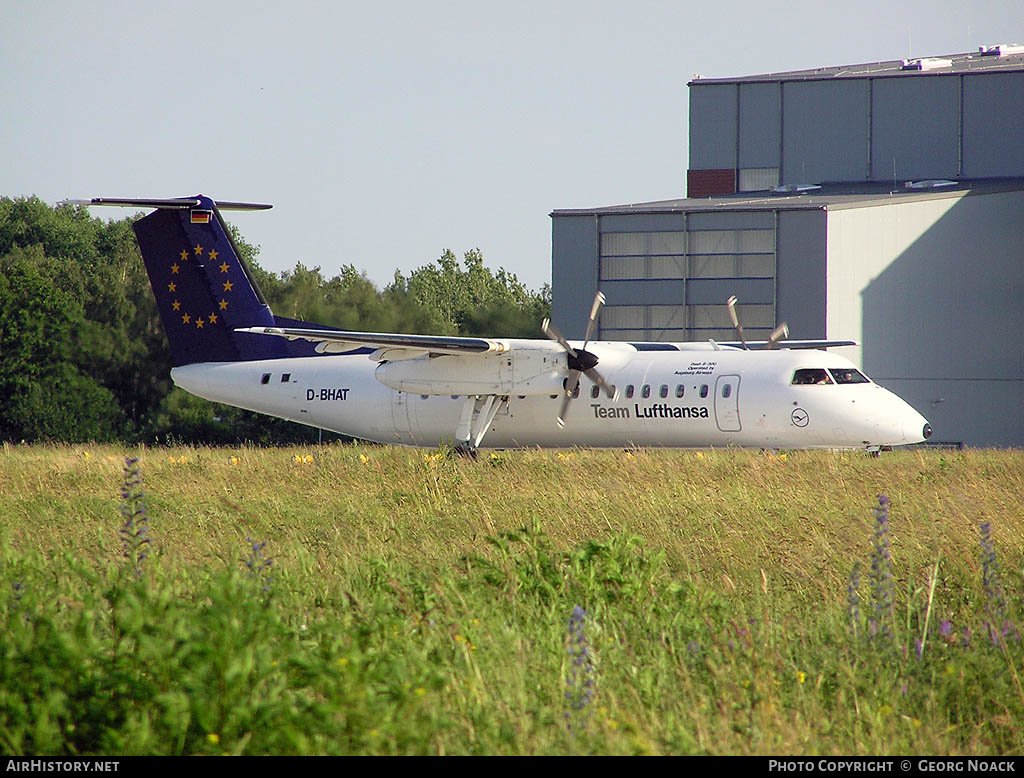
(171, 341), (931, 450)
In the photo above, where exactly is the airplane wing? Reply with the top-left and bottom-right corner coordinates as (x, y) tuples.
(719, 339), (858, 349)
(235, 326), (507, 356)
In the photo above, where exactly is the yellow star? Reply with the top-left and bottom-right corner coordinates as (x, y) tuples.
(172, 300), (181, 311)
(196, 317), (205, 329)
(171, 263), (180, 274)
(168, 282), (177, 292)
(182, 313), (191, 324)
(194, 243), (203, 256)
(209, 312), (218, 325)
(222, 280), (234, 292)
(219, 262), (229, 273)
(209, 249), (219, 261)
(180, 249), (189, 261)
(218, 299), (228, 310)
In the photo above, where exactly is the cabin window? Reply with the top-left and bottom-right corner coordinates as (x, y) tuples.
(699, 384), (709, 398)
(591, 385), (600, 399)
(641, 385), (651, 399)
(675, 384), (685, 398)
(792, 368), (833, 385)
(420, 394), (429, 400)
(722, 384), (732, 399)
(659, 384), (668, 398)
(281, 373), (291, 383)
(260, 373), (271, 385)
(829, 368), (870, 384)
(625, 385), (635, 399)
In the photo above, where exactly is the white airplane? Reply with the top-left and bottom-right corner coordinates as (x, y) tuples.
(69, 195), (933, 453)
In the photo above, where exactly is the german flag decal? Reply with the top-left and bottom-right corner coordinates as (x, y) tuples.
(190, 209), (213, 224)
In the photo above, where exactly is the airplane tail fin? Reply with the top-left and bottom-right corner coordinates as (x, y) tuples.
(72, 195), (329, 366)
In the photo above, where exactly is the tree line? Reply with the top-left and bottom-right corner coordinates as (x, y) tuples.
(0, 197), (551, 444)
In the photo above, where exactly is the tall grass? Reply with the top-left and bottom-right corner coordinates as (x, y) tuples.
(0, 443), (1022, 754)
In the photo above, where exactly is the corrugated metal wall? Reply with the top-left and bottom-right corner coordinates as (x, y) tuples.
(871, 76), (960, 181)
(552, 208), (786, 341)
(782, 80), (871, 184)
(826, 190), (1024, 446)
(962, 72), (1024, 177)
(688, 71), (1024, 189)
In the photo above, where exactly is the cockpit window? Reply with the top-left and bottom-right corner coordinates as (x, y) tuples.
(792, 368), (833, 385)
(829, 368), (870, 384)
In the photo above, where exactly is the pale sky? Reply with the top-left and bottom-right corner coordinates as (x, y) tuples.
(3, 0), (1020, 291)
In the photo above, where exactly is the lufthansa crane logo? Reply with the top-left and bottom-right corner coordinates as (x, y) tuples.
(791, 408), (809, 427)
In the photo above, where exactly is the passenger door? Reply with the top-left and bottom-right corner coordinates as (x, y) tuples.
(714, 374), (741, 432)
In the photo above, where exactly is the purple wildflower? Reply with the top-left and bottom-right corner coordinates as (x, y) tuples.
(869, 495), (895, 642)
(245, 537), (273, 594)
(979, 522), (1010, 641)
(939, 620), (953, 640)
(118, 457), (149, 578)
(565, 604), (595, 732)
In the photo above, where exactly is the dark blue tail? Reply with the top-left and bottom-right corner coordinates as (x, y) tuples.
(132, 195), (326, 366)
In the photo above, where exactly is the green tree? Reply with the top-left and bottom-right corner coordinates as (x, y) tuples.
(0, 246), (121, 441)
(387, 249), (550, 337)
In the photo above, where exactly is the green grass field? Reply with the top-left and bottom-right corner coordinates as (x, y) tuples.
(1, 443), (1022, 755)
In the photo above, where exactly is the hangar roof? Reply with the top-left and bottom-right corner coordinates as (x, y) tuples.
(689, 46), (1024, 86)
(550, 180), (1024, 218)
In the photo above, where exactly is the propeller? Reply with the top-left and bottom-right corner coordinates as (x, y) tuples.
(727, 296), (789, 349)
(542, 291), (618, 428)
(726, 295), (747, 350)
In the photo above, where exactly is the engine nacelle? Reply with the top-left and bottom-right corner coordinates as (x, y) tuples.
(374, 346), (566, 396)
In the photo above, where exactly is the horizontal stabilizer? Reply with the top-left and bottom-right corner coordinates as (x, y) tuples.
(60, 197), (272, 211)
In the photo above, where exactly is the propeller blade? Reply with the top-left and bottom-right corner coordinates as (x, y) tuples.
(582, 290), (606, 348)
(546, 291), (611, 428)
(584, 368), (618, 401)
(765, 322), (789, 349)
(542, 317), (577, 357)
(556, 370), (581, 428)
(726, 295), (748, 350)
